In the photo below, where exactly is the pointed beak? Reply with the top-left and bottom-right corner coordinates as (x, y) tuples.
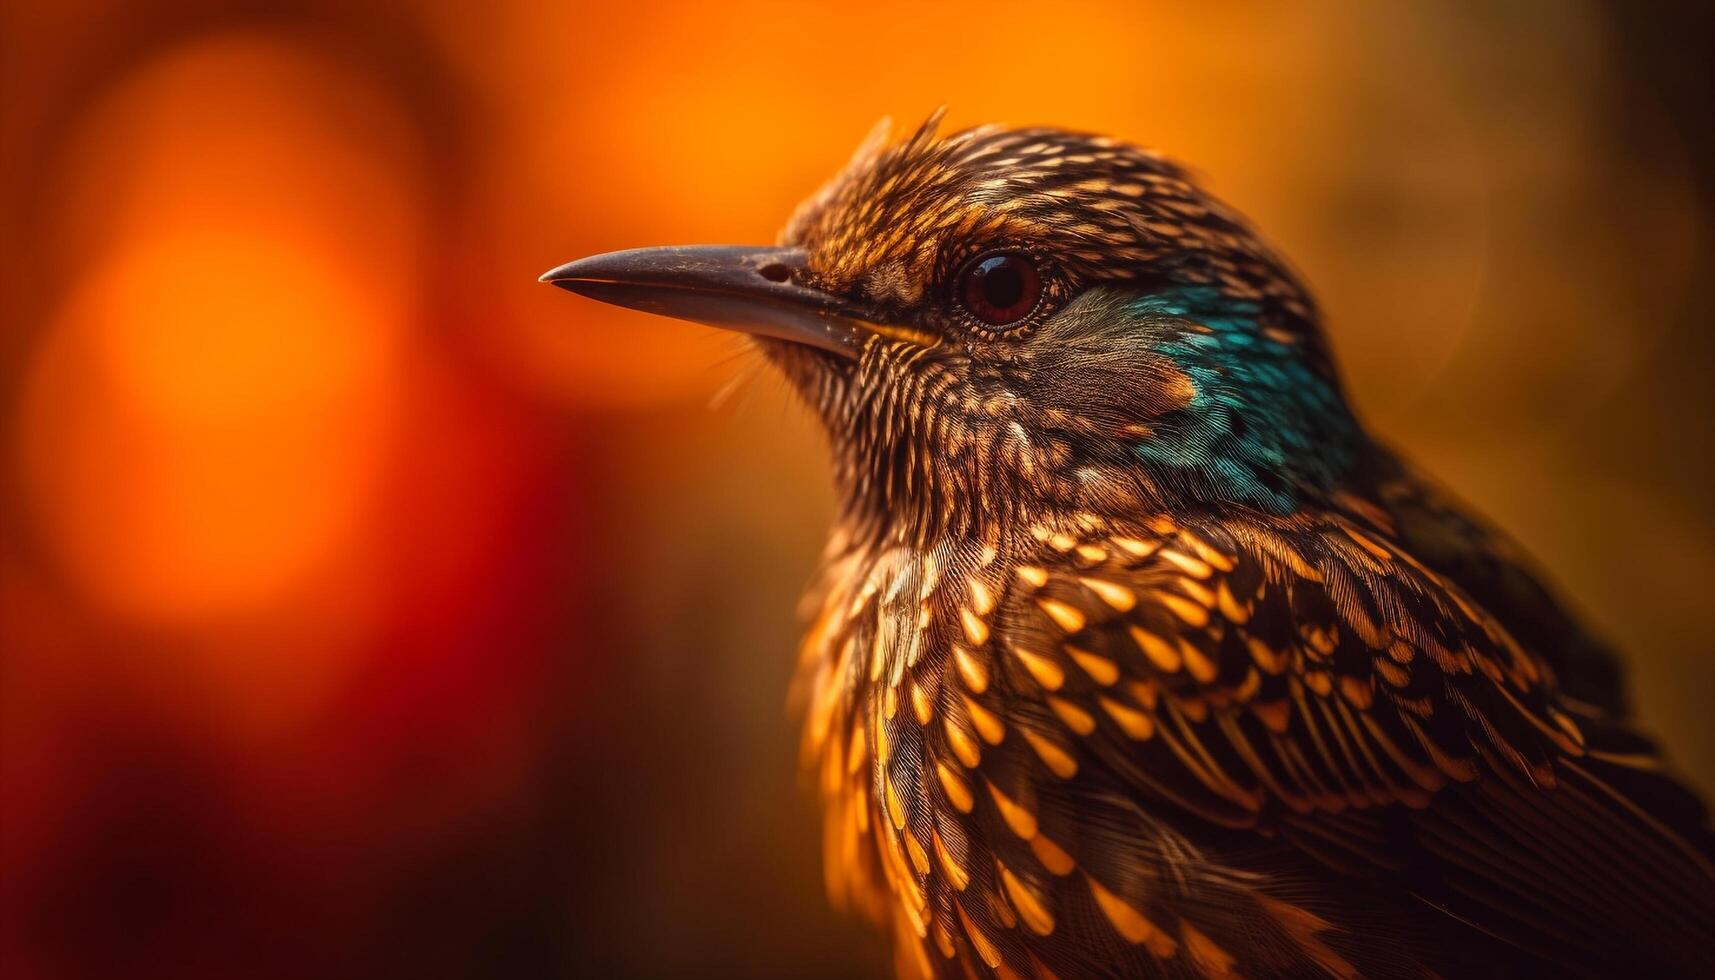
(539, 245), (881, 358)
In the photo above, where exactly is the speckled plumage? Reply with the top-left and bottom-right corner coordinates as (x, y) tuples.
(548, 113), (1715, 978)
(764, 116), (1714, 979)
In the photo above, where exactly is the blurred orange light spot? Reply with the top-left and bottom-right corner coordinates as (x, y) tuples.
(23, 235), (394, 624)
(18, 32), (424, 638)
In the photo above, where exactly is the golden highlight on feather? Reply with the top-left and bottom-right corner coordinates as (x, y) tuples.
(988, 887), (1018, 931)
(952, 643), (990, 693)
(1131, 626), (1183, 672)
(1047, 695), (1097, 735)
(1247, 636), (1286, 674)
(1100, 695), (1157, 740)
(1000, 864), (1056, 936)
(956, 902), (1003, 969)
(1011, 644), (1067, 691)
(1074, 543), (1108, 566)
(1036, 597), (1087, 634)
(1022, 729), (1079, 778)
(967, 577), (996, 616)
(965, 695), (1007, 745)
(1181, 641), (1219, 684)
(960, 606), (991, 646)
(1066, 645), (1119, 686)
(1159, 592), (1211, 627)
(911, 680), (935, 724)
(1256, 895), (1358, 979)
(885, 776), (907, 830)
(932, 825), (969, 891)
(1111, 536), (1157, 559)
(1176, 576), (1216, 608)
(1216, 582), (1251, 623)
(937, 761), (974, 813)
(1086, 875), (1177, 956)
(945, 717), (983, 768)
(987, 781), (1039, 839)
(1029, 833), (1076, 876)
(1158, 548), (1213, 579)
(1180, 920), (1240, 978)
(1079, 576), (1137, 612)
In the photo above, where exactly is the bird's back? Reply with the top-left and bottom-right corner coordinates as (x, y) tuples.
(1364, 451), (1629, 716)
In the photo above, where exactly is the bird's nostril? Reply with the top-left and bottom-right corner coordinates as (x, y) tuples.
(757, 262), (792, 283)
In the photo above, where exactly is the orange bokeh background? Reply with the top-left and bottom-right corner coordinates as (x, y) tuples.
(3, 3), (1712, 978)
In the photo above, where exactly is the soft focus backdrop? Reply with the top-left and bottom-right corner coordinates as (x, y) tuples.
(4, 2), (1713, 978)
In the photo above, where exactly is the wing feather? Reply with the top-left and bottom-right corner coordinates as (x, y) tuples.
(969, 510), (1715, 976)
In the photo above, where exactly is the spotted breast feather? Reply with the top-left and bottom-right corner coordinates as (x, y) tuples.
(796, 507), (1715, 980)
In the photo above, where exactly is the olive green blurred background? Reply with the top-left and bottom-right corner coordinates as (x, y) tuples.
(3, 2), (1712, 978)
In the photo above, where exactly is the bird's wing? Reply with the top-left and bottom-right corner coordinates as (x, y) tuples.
(935, 509), (1715, 978)
(1365, 450), (1628, 715)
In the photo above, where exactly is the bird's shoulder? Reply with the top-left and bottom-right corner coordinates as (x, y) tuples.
(978, 503), (1575, 832)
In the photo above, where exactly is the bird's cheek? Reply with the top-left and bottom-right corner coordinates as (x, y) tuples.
(1135, 359), (1200, 417)
(1038, 353), (1199, 435)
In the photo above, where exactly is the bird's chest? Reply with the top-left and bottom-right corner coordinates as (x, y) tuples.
(789, 518), (1312, 977)
(795, 535), (1025, 940)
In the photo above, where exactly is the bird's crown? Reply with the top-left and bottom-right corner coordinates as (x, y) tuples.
(782, 111), (1318, 342)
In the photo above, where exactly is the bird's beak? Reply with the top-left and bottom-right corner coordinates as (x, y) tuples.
(540, 245), (894, 358)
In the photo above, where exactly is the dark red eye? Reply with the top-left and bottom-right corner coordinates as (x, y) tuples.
(958, 252), (1041, 327)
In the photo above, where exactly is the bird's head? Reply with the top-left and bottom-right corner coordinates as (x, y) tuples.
(545, 114), (1365, 542)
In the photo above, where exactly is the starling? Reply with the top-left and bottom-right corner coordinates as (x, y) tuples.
(542, 114), (1715, 978)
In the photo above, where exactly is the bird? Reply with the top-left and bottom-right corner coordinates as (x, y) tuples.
(541, 113), (1715, 979)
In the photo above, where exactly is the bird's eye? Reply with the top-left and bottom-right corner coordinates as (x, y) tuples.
(957, 252), (1042, 328)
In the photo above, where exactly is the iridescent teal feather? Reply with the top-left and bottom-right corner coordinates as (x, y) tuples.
(1131, 287), (1359, 513)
